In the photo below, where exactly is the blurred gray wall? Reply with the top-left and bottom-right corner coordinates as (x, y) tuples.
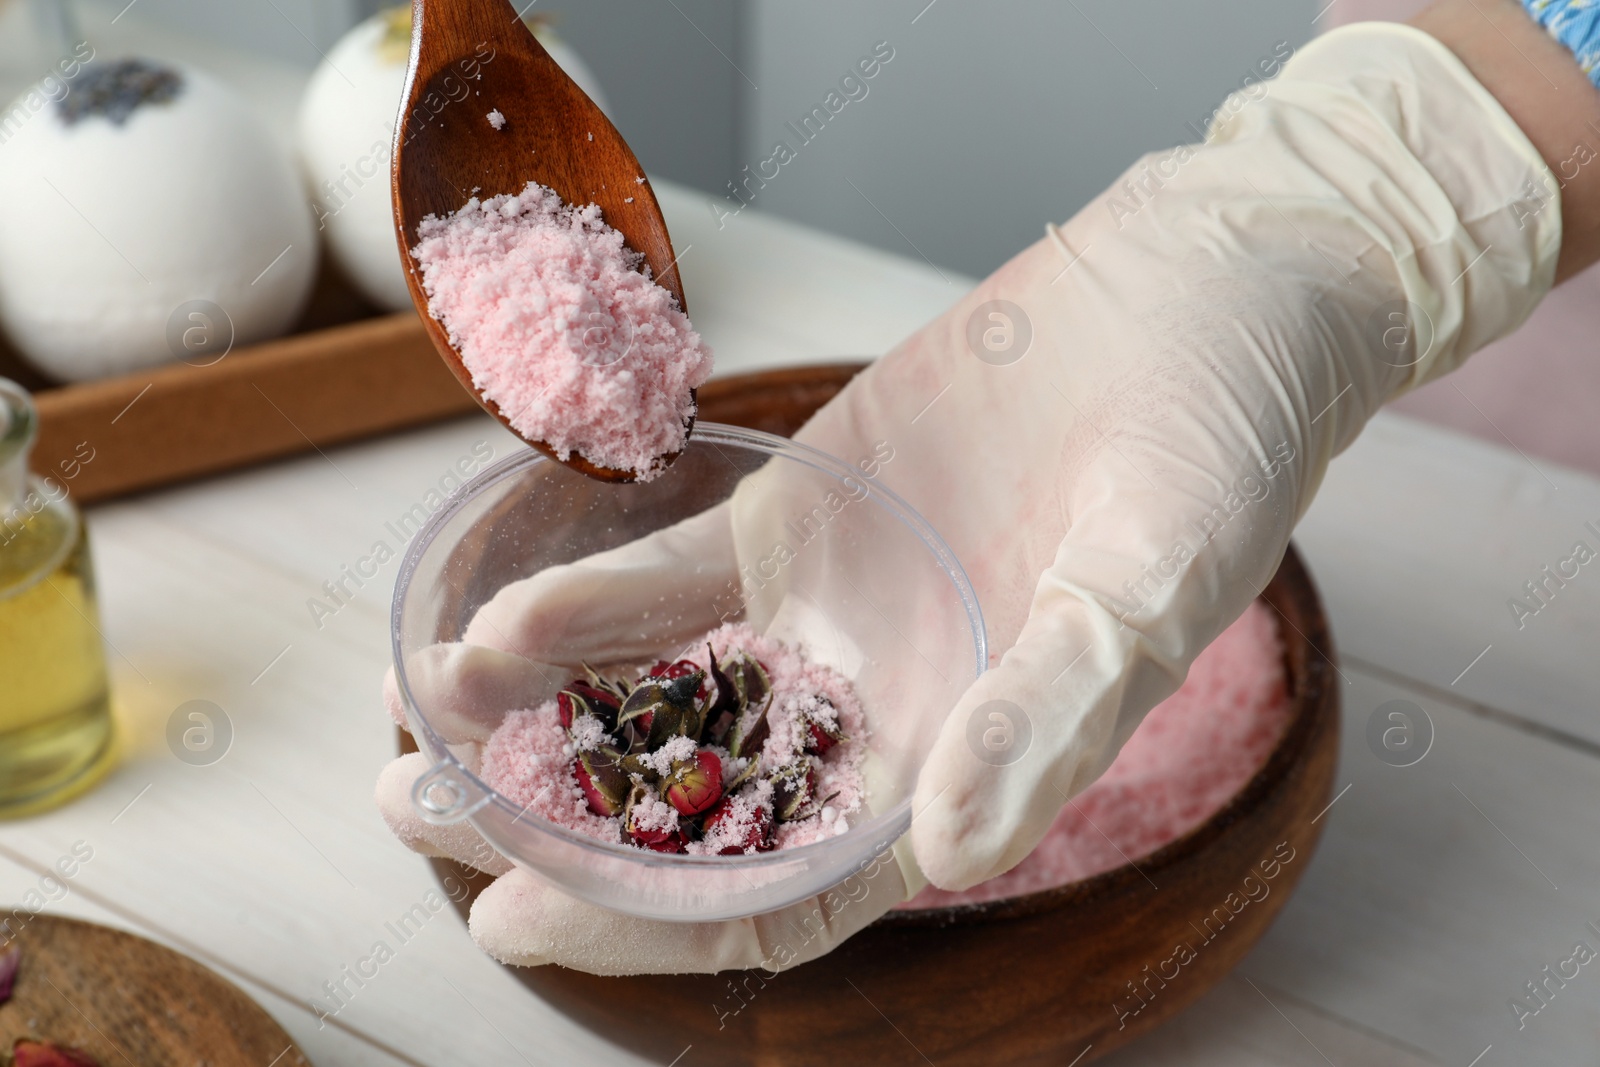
(92, 0), (370, 63)
(105, 0), (745, 199)
(536, 0), (743, 199)
(739, 0), (1316, 276)
(80, 0), (1316, 277)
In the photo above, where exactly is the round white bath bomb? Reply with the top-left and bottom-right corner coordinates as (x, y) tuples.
(0, 60), (316, 383)
(298, 9), (610, 312)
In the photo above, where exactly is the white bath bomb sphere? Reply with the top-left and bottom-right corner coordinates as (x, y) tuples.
(0, 60), (316, 383)
(298, 9), (609, 312)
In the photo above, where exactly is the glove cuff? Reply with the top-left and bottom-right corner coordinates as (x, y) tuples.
(1256, 22), (1562, 393)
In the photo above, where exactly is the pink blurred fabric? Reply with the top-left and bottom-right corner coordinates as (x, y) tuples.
(1316, 0), (1600, 475)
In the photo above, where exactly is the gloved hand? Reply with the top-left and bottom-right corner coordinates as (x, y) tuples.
(376, 22), (1559, 974)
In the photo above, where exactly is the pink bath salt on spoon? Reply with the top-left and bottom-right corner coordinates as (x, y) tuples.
(392, 0), (706, 482)
(413, 182), (712, 480)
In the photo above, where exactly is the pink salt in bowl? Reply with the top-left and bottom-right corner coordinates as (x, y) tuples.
(407, 365), (1341, 1065)
(391, 418), (986, 923)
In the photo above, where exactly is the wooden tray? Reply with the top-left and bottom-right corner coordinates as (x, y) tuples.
(402, 363), (1342, 1067)
(0, 916), (311, 1066)
(1, 267), (479, 505)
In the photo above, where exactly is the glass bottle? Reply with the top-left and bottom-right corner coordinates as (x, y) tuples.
(0, 377), (114, 816)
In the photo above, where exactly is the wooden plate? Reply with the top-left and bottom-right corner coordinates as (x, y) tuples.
(405, 362), (1341, 1066)
(0, 916), (310, 1066)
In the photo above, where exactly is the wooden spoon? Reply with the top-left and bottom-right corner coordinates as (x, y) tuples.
(391, 0), (693, 482)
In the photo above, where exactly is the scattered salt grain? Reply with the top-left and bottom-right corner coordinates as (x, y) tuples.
(569, 713), (611, 752)
(486, 109), (506, 130)
(630, 792), (679, 834)
(635, 733), (698, 777)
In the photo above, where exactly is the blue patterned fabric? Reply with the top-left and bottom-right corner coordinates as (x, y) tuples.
(1523, 0), (1600, 86)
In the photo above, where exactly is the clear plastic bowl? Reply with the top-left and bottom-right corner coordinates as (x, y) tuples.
(391, 423), (986, 922)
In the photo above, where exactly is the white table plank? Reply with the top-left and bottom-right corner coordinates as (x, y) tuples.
(1297, 413), (1600, 747)
(1100, 975), (1442, 1067)
(1242, 664), (1600, 1066)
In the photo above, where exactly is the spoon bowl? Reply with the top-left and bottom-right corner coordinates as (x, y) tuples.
(391, 0), (692, 481)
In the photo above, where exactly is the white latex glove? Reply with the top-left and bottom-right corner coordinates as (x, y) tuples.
(376, 23), (1559, 974)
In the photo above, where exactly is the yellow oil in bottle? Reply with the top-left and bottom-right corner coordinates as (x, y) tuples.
(0, 380), (114, 816)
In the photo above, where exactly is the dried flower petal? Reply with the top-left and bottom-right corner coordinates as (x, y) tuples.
(724, 653), (770, 709)
(616, 682), (666, 730)
(581, 662), (631, 701)
(725, 753), (761, 793)
(770, 758), (816, 822)
(13, 1040), (101, 1067)
(727, 695), (772, 761)
(0, 943), (18, 1004)
(703, 644), (740, 744)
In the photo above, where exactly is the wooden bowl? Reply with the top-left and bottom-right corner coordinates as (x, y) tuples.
(413, 363), (1341, 1066)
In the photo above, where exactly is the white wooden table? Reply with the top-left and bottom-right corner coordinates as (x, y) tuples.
(3, 177), (1597, 1067)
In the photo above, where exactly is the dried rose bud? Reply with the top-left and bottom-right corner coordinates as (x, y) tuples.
(573, 748), (628, 816)
(770, 758), (816, 822)
(627, 671), (704, 751)
(646, 701), (699, 752)
(660, 670), (705, 708)
(804, 721), (842, 756)
(801, 701), (845, 756)
(624, 783), (687, 852)
(628, 827), (686, 852)
(0, 943), (18, 1005)
(664, 751), (723, 816)
(648, 659), (698, 681)
(559, 681), (624, 731)
(656, 658), (710, 692)
(703, 799), (774, 854)
(617, 682), (666, 731)
(13, 1040), (100, 1067)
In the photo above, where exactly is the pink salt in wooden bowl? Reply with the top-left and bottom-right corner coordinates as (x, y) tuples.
(410, 364), (1341, 1065)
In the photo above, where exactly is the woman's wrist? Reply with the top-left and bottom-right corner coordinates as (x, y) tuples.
(1411, 0), (1600, 281)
